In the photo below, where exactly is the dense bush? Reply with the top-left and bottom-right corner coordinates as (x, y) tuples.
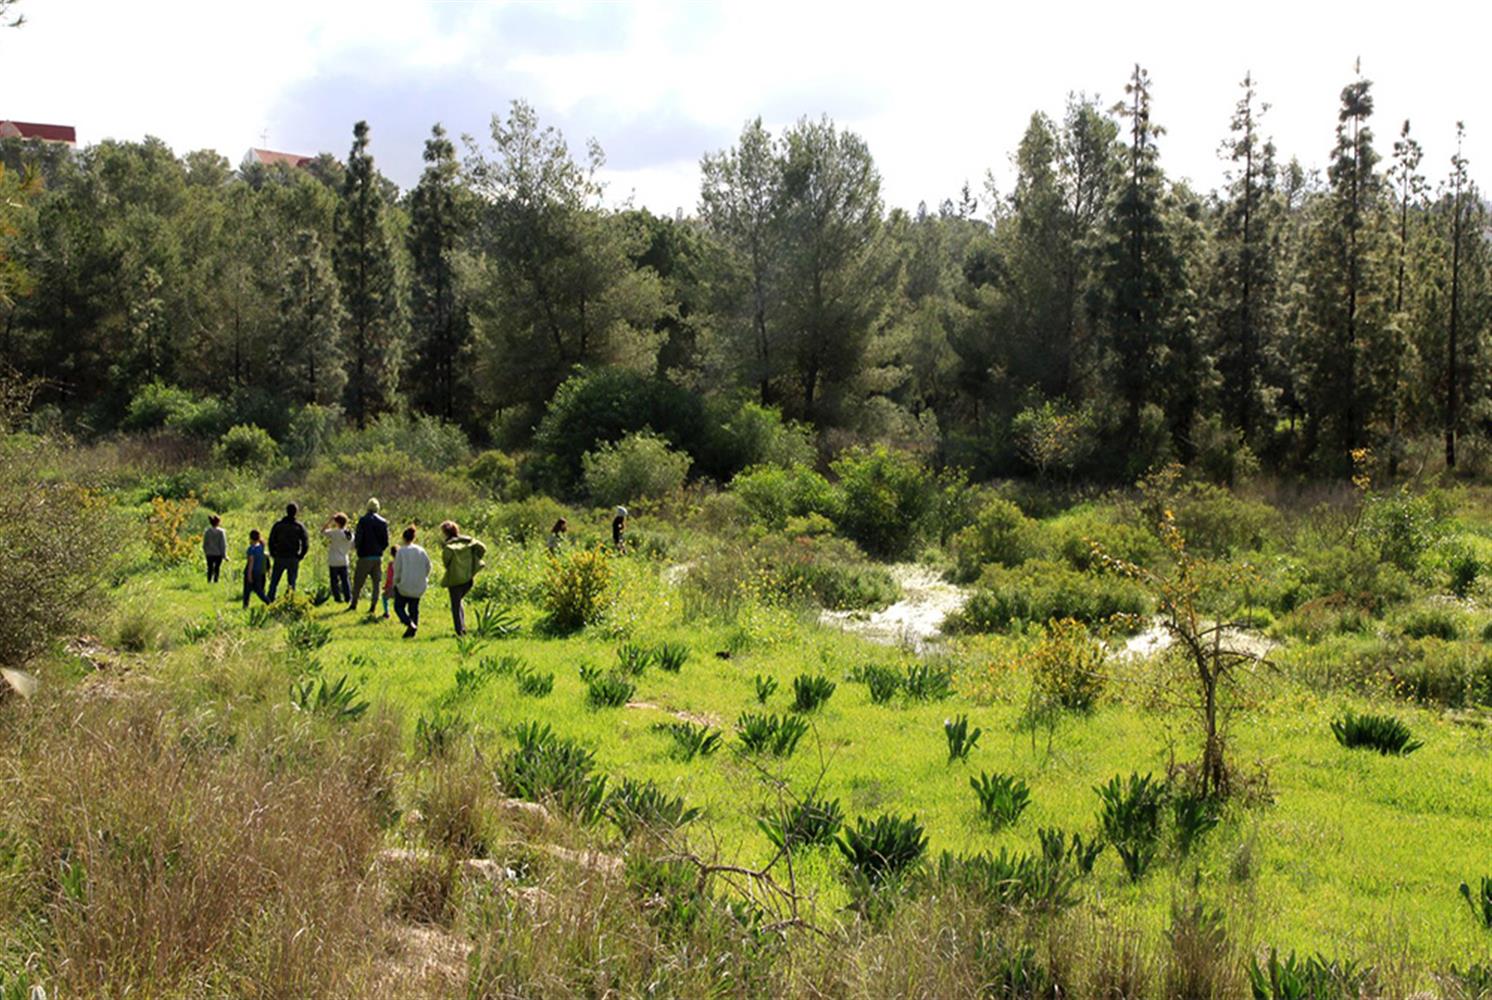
(1360, 488), (1452, 571)
(729, 463), (841, 530)
(1095, 772), (1166, 881)
(496, 722), (607, 822)
(831, 446), (937, 559)
(123, 381), (230, 439)
(1396, 604), (1467, 640)
(212, 423), (280, 470)
(1390, 638), (1492, 707)
(327, 411), (471, 472)
(1168, 482), (1277, 557)
(476, 495), (569, 546)
(1054, 510), (1164, 571)
(951, 498), (1046, 582)
(1028, 618), (1108, 711)
(713, 401), (816, 471)
(970, 771), (1030, 829)
(304, 445), (471, 508)
(581, 430), (691, 504)
(466, 448), (525, 500)
(950, 559), (1149, 633)
(283, 403), (340, 467)
(543, 548), (614, 632)
(836, 812), (928, 885)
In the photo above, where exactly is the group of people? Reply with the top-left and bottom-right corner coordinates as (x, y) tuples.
(203, 499), (488, 639)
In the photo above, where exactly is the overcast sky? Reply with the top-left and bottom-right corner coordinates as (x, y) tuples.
(1, 0), (1485, 214)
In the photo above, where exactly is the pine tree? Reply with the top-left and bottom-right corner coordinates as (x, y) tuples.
(1384, 120), (1426, 473)
(1444, 123), (1473, 468)
(406, 123), (473, 424)
(333, 120), (405, 427)
(276, 229), (346, 407)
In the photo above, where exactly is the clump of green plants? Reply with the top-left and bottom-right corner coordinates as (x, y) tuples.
(289, 674), (369, 724)
(753, 674), (778, 704)
(836, 812), (928, 885)
(245, 605), (274, 629)
(903, 662), (954, 701)
(542, 547), (613, 632)
(616, 641), (655, 676)
(454, 632), (488, 660)
(495, 721), (607, 823)
(604, 777), (701, 838)
(654, 641), (690, 673)
(285, 618), (331, 653)
(1330, 711), (1423, 756)
(1095, 772), (1165, 881)
(1248, 949), (1373, 1000)
(792, 673), (836, 713)
(414, 710), (468, 759)
(472, 601), (520, 639)
(1397, 604), (1466, 640)
(944, 714), (982, 763)
(971, 771), (1030, 830)
(951, 559), (1149, 633)
(514, 664), (554, 698)
(1172, 792), (1220, 858)
(760, 793), (844, 850)
(267, 590), (315, 624)
(1460, 875), (1492, 929)
(181, 612), (233, 644)
(1028, 617), (1107, 711)
(736, 712), (808, 757)
(929, 847), (1080, 915)
(1037, 827), (1104, 875)
(656, 720), (723, 761)
(857, 663), (902, 704)
(581, 665), (635, 709)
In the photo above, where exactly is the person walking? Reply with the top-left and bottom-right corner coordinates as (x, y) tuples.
(242, 529), (268, 608)
(546, 517), (568, 556)
(440, 520), (487, 636)
(612, 506), (628, 554)
(322, 512), (354, 604)
(382, 546), (397, 619)
(392, 525), (431, 639)
(349, 498), (390, 614)
(266, 502), (309, 601)
(202, 514), (228, 584)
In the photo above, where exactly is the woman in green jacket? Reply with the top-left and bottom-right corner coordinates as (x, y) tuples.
(440, 520), (487, 636)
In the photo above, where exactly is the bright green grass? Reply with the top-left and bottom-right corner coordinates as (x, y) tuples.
(106, 523), (1492, 967)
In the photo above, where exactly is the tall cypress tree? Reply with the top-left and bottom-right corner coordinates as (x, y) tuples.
(276, 228), (346, 407)
(406, 123), (472, 424)
(333, 120), (405, 427)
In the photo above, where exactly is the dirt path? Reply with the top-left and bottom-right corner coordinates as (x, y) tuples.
(819, 564), (969, 651)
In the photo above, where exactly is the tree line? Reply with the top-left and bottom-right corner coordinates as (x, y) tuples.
(1, 63), (1488, 482)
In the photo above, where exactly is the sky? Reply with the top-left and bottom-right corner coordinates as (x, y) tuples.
(1, 0), (1486, 215)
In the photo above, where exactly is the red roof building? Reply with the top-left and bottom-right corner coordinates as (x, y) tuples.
(246, 147), (313, 169)
(0, 120), (77, 145)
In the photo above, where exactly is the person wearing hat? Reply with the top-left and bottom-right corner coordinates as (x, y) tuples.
(611, 506), (628, 554)
(348, 497), (390, 614)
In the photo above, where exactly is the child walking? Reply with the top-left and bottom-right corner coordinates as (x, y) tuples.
(242, 529), (268, 608)
(322, 513), (353, 603)
(382, 545), (398, 619)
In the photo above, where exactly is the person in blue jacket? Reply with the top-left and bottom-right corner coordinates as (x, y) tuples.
(242, 529), (268, 608)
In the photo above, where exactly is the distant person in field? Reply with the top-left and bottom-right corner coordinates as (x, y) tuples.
(547, 517), (568, 556)
(382, 546), (397, 619)
(349, 498), (390, 614)
(612, 506), (628, 553)
(242, 529), (268, 608)
(322, 512), (353, 604)
(440, 520), (487, 636)
(392, 525), (431, 639)
(202, 514), (227, 584)
(266, 502), (309, 601)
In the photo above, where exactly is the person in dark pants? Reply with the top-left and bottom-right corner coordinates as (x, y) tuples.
(202, 514), (227, 583)
(349, 497), (391, 615)
(267, 502), (310, 601)
(322, 512), (353, 603)
(440, 520), (487, 636)
(612, 506), (628, 553)
(391, 524), (431, 639)
(242, 529), (268, 607)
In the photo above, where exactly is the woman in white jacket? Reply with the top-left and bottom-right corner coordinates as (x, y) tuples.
(391, 524), (431, 638)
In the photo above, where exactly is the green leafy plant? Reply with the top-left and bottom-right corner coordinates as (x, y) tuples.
(514, 664), (554, 698)
(753, 674), (778, 705)
(1028, 617), (1107, 711)
(930, 847), (1080, 915)
(1330, 711), (1423, 756)
(496, 721), (608, 823)
(472, 601), (521, 639)
(903, 662), (953, 701)
(759, 794), (844, 850)
(1037, 827), (1104, 875)
(285, 618), (331, 653)
(1461, 876), (1492, 929)
(414, 710), (467, 758)
(454, 632), (488, 660)
(860, 663), (901, 704)
(616, 641), (655, 676)
(245, 605), (273, 629)
(654, 641), (690, 673)
(1248, 948), (1372, 1000)
(583, 667), (635, 709)
(289, 674), (369, 723)
(944, 714), (983, 763)
(735, 712), (808, 757)
(791, 673), (836, 713)
(657, 720), (723, 761)
(1173, 792), (1220, 858)
(1095, 772), (1165, 881)
(836, 812), (928, 885)
(971, 771), (1030, 830)
(542, 548), (613, 632)
(480, 653), (522, 678)
(605, 777), (702, 838)
(267, 589), (315, 624)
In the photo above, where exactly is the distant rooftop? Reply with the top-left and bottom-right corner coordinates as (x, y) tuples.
(0, 120), (77, 145)
(246, 147), (313, 169)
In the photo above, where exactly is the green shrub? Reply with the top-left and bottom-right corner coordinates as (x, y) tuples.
(1037, 827), (1104, 875)
(328, 411), (471, 472)
(604, 778), (701, 838)
(830, 446), (937, 559)
(513, 665), (554, 698)
(213, 423), (280, 470)
(836, 812), (928, 885)
(928, 848), (1080, 916)
(656, 720), (723, 761)
(285, 618), (331, 653)
(1331, 711), (1423, 756)
(1450, 546), (1483, 599)
(1361, 488), (1451, 571)
(1054, 511), (1164, 571)
(1168, 481), (1276, 557)
(283, 403), (340, 467)
(654, 641), (690, 673)
(1095, 772), (1165, 881)
(859, 663), (902, 704)
(1028, 618), (1107, 711)
(951, 498), (1046, 581)
(714, 401), (816, 472)
(903, 662), (954, 701)
(730, 463), (841, 530)
(1391, 639), (1492, 707)
(753, 674), (778, 705)
(1398, 605), (1466, 640)
(466, 449), (524, 500)
(582, 430), (691, 504)
(495, 722), (607, 823)
(760, 794), (844, 850)
(944, 714), (982, 763)
(791, 674), (836, 713)
(413, 711), (468, 759)
(289, 674), (369, 723)
(1172, 793), (1219, 858)
(542, 548), (613, 632)
(615, 641), (655, 676)
(971, 771), (1029, 829)
(1248, 949), (1373, 1000)
(124, 381), (229, 438)
(582, 666), (635, 709)
(951, 559), (1149, 633)
(735, 712), (808, 757)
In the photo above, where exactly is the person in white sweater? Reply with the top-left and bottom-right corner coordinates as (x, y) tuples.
(322, 512), (354, 603)
(391, 524), (431, 638)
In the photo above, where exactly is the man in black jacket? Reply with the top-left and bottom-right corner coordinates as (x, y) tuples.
(267, 502), (310, 601)
(349, 497), (391, 614)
